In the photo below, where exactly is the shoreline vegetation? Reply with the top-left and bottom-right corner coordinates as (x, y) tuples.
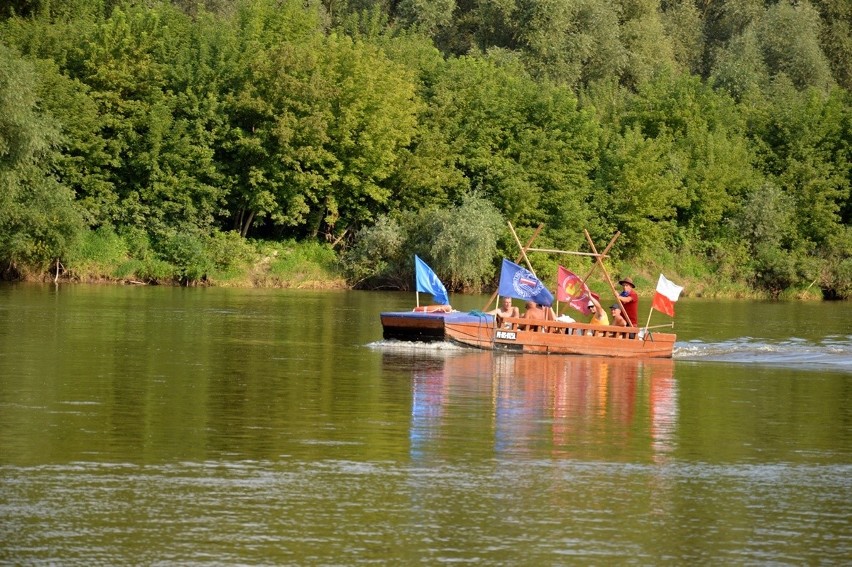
(1, 1), (849, 301)
(7, 230), (827, 302)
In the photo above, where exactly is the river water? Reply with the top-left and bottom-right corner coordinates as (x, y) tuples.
(0, 284), (850, 564)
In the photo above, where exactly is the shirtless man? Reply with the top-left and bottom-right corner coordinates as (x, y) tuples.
(489, 296), (520, 328)
(609, 304), (628, 327)
(521, 300), (547, 332)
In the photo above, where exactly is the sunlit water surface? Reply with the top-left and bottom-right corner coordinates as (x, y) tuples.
(0, 285), (850, 564)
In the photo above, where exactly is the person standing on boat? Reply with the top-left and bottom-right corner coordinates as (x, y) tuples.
(587, 295), (609, 326)
(489, 296), (520, 328)
(618, 277), (639, 326)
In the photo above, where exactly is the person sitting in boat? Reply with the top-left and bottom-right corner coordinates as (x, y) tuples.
(609, 304), (628, 327)
(587, 295), (609, 326)
(489, 296), (520, 329)
(520, 300), (547, 332)
(412, 304), (452, 313)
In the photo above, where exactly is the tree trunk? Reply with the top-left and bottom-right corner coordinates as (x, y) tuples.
(240, 210), (256, 237)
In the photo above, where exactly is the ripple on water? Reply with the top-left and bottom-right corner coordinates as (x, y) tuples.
(1, 459), (849, 564)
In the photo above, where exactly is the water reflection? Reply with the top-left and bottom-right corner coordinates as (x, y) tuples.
(393, 351), (677, 463)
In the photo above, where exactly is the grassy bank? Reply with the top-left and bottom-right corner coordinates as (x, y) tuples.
(15, 228), (347, 289)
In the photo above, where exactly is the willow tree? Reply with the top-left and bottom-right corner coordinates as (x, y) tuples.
(0, 45), (83, 274)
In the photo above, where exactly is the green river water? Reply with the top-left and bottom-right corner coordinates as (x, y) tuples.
(0, 284), (849, 564)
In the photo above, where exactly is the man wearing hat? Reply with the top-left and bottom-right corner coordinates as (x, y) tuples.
(618, 277), (639, 326)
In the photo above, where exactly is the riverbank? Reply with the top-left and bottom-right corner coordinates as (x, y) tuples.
(8, 252), (827, 302)
(1, 225), (835, 300)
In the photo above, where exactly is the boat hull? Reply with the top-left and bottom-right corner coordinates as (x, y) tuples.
(381, 312), (675, 358)
(380, 311), (495, 342)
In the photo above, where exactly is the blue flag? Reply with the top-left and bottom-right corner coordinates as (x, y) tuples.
(414, 255), (449, 305)
(497, 258), (554, 306)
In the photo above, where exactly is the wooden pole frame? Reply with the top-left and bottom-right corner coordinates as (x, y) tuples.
(583, 229), (634, 326)
(487, 225), (630, 327)
(507, 221), (537, 274)
(481, 223), (543, 312)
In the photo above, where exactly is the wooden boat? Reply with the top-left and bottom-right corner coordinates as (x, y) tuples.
(380, 224), (678, 359)
(443, 315), (675, 358)
(380, 311), (675, 358)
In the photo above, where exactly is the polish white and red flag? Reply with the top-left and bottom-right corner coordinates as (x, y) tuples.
(651, 274), (683, 317)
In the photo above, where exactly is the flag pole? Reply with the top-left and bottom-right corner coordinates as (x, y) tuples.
(508, 221), (536, 275)
(579, 231), (620, 286)
(482, 224), (543, 311)
(583, 230), (629, 325)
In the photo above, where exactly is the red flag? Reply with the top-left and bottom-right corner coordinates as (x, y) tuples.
(651, 274), (683, 317)
(557, 266), (593, 315)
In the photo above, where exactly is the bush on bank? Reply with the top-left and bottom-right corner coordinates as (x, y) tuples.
(52, 227), (345, 288)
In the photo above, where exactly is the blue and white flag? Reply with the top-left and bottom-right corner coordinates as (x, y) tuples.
(414, 255), (449, 305)
(497, 258), (554, 306)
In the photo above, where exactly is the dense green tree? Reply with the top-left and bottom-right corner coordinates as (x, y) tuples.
(756, 0), (834, 92)
(427, 54), (600, 247)
(732, 182), (809, 296)
(661, 0), (703, 76)
(218, 11), (419, 239)
(622, 73), (758, 240)
(811, 0), (852, 91)
(396, 0), (456, 36)
(76, 5), (224, 233)
(746, 79), (849, 245)
(594, 124), (686, 256)
(619, 0), (679, 89)
(0, 45), (83, 272)
(31, 59), (115, 227)
(709, 26), (769, 100)
(699, 0), (764, 79)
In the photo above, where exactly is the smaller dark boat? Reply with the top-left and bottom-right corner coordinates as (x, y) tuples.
(380, 310), (495, 342)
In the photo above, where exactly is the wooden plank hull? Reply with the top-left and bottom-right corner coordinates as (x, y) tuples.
(443, 316), (675, 359)
(381, 312), (675, 359)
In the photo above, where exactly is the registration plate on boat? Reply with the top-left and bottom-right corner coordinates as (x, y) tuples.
(496, 330), (517, 340)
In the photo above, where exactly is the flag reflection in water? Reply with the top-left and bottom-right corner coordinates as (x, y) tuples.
(397, 351), (677, 462)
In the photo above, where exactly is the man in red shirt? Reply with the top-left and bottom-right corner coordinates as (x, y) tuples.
(618, 277), (639, 326)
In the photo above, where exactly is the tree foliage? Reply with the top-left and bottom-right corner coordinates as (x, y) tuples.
(342, 193), (503, 292)
(0, 0), (848, 297)
(0, 45), (83, 272)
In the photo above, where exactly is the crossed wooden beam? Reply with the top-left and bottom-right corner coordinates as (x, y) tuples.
(485, 223), (633, 326)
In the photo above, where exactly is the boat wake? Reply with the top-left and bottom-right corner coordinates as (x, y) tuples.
(674, 335), (852, 371)
(367, 340), (468, 353)
(368, 337), (852, 372)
